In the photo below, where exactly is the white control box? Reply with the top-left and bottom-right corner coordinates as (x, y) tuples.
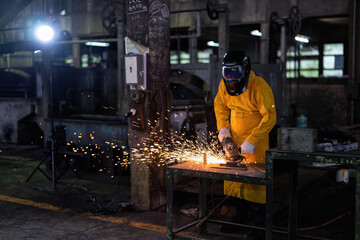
(125, 54), (144, 85)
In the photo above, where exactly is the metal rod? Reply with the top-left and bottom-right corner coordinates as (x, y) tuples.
(51, 138), (55, 190)
(49, 54), (56, 191)
(166, 170), (174, 239)
(288, 161), (299, 239)
(356, 166), (360, 240)
(208, 219), (266, 231)
(197, 177), (207, 234)
(173, 220), (201, 233)
(294, 233), (333, 240)
(266, 154), (274, 240)
(194, 195), (229, 231)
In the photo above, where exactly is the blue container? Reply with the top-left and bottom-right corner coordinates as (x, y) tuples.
(296, 114), (308, 128)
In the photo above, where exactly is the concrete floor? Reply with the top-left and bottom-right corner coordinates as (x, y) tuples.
(0, 143), (356, 240)
(0, 143), (170, 240)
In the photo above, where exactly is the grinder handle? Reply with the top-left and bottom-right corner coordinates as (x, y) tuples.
(237, 146), (246, 161)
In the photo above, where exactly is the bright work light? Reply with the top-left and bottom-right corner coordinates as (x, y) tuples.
(207, 41), (219, 47)
(35, 25), (55, 42)
(85, 42), (110, 47)
(250, 30), (262, 37)
(295, 34), (309, 43)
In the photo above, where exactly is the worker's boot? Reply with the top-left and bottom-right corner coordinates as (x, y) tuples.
(219, 199), (252, 233)
(243, 203), (265, 240)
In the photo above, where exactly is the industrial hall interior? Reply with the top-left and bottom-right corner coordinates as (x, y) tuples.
(0, 0), (359, 239)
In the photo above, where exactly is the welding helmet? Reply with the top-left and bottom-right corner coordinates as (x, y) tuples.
(222, 51), (251, 96)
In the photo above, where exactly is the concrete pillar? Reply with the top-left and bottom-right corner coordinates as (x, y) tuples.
(189, 29), (197, 64)
(128, 0), (171, 211)
(260, 23), (269, 64)
(260, 0), (272, 64)
(148, 0), (170, 93)
(218, 0), (229, 61)
(125, 0), (150, 210)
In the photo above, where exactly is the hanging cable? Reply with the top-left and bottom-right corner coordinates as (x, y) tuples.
(274, 211), (351, 231)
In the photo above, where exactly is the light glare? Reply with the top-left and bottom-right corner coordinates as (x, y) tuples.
(35, 25), (54, 42)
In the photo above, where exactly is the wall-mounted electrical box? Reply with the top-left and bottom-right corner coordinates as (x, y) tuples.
(125, 54), (145, 85)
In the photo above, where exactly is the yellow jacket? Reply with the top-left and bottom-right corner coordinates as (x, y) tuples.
(214, 70), (277, 203)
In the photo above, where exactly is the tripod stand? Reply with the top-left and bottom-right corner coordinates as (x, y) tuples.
(26, 51), (80, 190)
(26, 135), (56, 189)
(26, 125), (82, 190)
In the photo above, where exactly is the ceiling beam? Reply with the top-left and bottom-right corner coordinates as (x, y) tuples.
(0, 0), (33, 29)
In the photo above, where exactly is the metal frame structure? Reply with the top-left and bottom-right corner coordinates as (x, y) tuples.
(166, 161), (269, 239)
(266, 149), (360, 240)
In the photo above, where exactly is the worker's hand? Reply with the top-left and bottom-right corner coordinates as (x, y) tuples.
(221, 137), (239, 161)
(240, 140), (255, 155)
(218, 127), (231, 142)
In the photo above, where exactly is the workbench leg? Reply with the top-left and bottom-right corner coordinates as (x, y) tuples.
(355, 167), (360, 240)
(266, 156), (274, 240)
(288, 161), (298, 240)
(167, 170), (174, 239)
(199, 178), (207, 234)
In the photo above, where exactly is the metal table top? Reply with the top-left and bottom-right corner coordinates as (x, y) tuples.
(266, 148), (360, 165)
(167, 161), (266, 185)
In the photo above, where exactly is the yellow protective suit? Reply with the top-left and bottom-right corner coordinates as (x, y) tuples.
(214, 70), (277, 204)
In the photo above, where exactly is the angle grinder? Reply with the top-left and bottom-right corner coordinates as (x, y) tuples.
(220, 137), (246, 168)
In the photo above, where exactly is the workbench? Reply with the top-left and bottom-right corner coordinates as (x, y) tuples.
(166, 161), (268, 239)
(166, 149), (360, 240)
(265, 148), (360, 240)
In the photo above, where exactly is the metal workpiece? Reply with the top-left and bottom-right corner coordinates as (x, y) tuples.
(166, 161), (268, 239)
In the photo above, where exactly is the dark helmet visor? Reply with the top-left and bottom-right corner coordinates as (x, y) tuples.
(222, 66), (242, 80)
(222, 65), (249, 96)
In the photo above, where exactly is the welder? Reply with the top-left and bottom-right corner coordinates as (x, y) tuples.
(214, 50), (277, 239)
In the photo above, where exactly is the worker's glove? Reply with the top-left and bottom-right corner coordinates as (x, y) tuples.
(240, 140), (255, 155)
(221, 137), (239, 161)
(218, 127), (231, 142)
